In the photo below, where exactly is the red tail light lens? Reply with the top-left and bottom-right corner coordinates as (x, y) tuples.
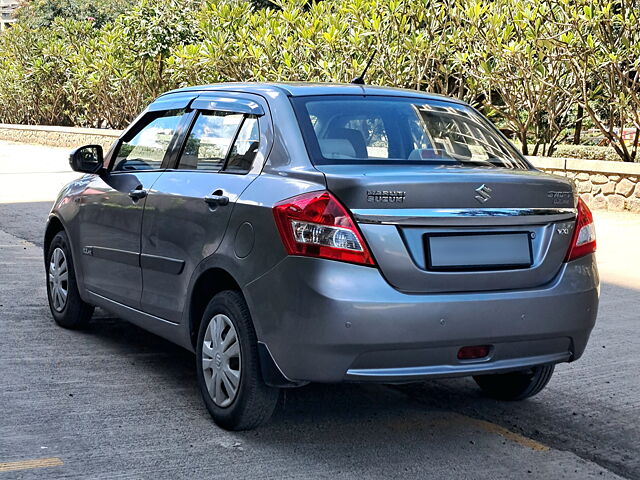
(273, 191), (375, 266)
(566, 198), (596, 261)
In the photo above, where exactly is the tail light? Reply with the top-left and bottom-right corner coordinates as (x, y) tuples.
(273, 191), (375, 266)
(565, 198), (596, 261)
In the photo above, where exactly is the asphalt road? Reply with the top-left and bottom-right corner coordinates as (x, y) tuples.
(0, 140), (638, 479)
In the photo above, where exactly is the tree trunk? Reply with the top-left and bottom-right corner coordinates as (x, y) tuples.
(573, 104), (584, 145)
(532, 142), (540, 156)
(520, 131), (529, 156)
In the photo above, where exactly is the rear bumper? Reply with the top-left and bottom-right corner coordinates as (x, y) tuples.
(245, 254), (599, 384)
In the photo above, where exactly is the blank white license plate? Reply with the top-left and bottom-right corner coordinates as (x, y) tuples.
(425, 232), (532, 270)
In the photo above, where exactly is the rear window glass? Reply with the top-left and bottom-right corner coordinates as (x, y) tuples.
(292, 96), (529, 169)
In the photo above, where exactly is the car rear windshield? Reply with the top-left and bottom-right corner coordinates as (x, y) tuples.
(291, 95), (529, 169)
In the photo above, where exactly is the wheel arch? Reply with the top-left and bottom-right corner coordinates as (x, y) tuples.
(187, 265), (301, 388)
(43, 215), (65, 265)
(43, 214), (89, 299)
(188, 267), (244, 350)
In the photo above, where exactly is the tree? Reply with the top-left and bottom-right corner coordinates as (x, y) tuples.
(558, 0), (640, 162)
(460, 0), (577, 156)
(73, 0), (203, 128)
(1, 0), (639, 162)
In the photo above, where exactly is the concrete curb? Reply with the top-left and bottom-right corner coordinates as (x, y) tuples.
(527, 156), (640, 176)
(0, 124), (122, 150)
(0, 123), (122, 137)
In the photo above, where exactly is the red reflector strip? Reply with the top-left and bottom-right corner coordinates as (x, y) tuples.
(458, 345), (491, 360)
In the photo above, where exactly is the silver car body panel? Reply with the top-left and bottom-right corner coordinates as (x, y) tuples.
(244, 254), (598, 383)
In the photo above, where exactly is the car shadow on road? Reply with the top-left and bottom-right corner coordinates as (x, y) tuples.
(73, 279), (638, 479)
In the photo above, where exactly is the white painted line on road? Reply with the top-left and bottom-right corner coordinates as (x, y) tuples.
(0, 457), (63, 472)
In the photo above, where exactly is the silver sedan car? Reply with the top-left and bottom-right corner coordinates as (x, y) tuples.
(44, 83), (599, 430)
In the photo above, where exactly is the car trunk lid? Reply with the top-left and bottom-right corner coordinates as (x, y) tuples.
(317, 164), (577, 293)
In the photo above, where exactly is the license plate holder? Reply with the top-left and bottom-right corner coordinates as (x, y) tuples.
(425, 232), (532, 271)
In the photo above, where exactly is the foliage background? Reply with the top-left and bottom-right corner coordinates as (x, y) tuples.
(1, 0), (639, 161)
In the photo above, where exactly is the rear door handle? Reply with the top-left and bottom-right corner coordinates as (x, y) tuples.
(204, 193), (229, 207)
(128, 188), (148, 200)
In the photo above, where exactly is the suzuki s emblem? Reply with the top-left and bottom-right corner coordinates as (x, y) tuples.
(474, 184), (493, 203)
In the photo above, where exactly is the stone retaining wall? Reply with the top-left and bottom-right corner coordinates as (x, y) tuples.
(528, 156), (640, 213)
(0, 124), (122, 151)
(0, 124), (638, 213)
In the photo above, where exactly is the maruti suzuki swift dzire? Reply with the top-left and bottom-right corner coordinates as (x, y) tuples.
(44, 83), (598, 430)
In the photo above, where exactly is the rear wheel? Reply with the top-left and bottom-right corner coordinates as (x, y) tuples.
(46, 231), (94, 329)
(473, 364), (555, 401)
(196, 290), (279, 430)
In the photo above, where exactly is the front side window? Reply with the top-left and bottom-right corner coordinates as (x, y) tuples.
(292, 96), (529, 169)
(113, 110), (183, 171)
(179, 111), (260, 173)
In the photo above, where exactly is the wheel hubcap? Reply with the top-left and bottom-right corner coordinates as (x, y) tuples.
(48, 247), (68, 312)
(201, 314), (241, 407)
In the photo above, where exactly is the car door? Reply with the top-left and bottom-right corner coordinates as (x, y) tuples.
(139, 94), (266, 322)
(77, 105), (190, 308)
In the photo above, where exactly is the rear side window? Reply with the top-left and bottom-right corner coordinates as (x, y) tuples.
(226, 117), (260, 173)
(179, 111), (244, 171)
(179, 111), (260, 173)
(292, 96), (529, 169)
(113, 110), (183, 171)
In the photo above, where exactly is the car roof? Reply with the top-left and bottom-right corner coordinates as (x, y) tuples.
(158, 82), (469, 106)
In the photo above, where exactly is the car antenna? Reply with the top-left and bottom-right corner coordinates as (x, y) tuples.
(351, 50), (376, 85)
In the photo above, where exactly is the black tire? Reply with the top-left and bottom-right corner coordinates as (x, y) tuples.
(46, 231), (94, 329)
(196, 290), (279, 431)
(473, 364), (555, 401)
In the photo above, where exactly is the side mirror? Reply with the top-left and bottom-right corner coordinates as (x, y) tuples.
(69, 145), (104, 174)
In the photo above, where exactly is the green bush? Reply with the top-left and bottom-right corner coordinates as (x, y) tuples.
(0, 19), (98, 126)
(524, 143), (621, 161)
(73, 0), (202, 128)
(17, 0), (134, 28)
(0, 0), (639, 161)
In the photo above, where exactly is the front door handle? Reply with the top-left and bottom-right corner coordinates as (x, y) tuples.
(204, 193), (229, 207)
(128, 188), (148, 200)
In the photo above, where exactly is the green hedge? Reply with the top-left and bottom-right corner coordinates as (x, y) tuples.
(552, 145), (622, 162)
(0, 0), (639, 161)
(526, 144), (622, 162)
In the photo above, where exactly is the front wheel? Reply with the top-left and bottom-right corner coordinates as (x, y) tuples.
(196, 290), (279, 430)
(473, 364), (555, 401)
(46, 231), (94, 329)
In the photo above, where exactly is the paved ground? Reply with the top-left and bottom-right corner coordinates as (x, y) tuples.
(0, 140), (638, 479)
